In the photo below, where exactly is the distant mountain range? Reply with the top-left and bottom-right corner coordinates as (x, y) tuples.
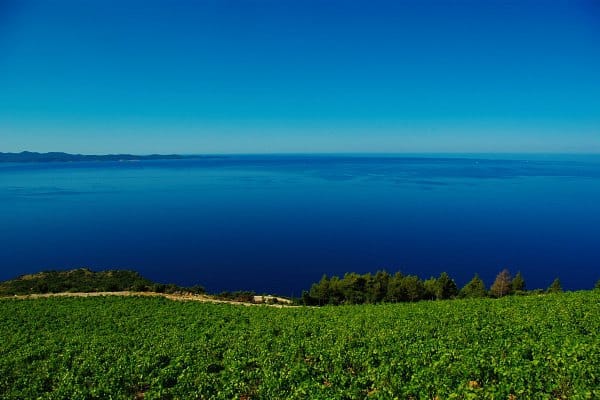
(0, 151), (202, 163)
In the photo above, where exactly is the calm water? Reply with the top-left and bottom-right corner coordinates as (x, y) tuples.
(1, 154), (599, 294)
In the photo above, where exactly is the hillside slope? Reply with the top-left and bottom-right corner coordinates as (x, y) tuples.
(0, 268), (154, 295)
(1, 292), (598, 399)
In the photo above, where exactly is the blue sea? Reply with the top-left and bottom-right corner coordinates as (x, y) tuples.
(1, 154), (599, 295)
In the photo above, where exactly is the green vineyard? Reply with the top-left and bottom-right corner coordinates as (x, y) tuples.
(1, 292), (599, 399)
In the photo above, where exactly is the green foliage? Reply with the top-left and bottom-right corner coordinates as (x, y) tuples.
(214, 291), (256, 302)
(596, 279), (600, 290)
(402, 275), (426, 302)
(423, 277), (438, 300)
(1, 292), (599, 399)
(548, 278), (563, 293)
(187, 285), (206, 295)
(386, 272), (406, 302)
(434, 272), (459, 300)
(512, 271), (526, 292)
(308, 275), (330, 305)
(369, 270), (390, 303)
(459, 274), (487, 298)
(0, 269), (205, 297)
(340, 272), (368, 305)
(0, 268), (154, 295)
(306, 271), (460, 305)
(490, 269), (512, 298)
(305, 269), (560, 305)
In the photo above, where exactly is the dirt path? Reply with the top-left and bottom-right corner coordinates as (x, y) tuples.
(5, 291), (299, 307)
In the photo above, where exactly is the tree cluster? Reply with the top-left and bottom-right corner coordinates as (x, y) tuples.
(302, 271), (459, 305)
(302, 269), (571, 305)
(214, 290), (256, 303)
(0, 268), (205, 296)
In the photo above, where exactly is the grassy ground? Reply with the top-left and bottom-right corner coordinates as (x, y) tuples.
(1, 291), (598, 399)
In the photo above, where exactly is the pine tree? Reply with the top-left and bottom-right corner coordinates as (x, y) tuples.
(423, 277), (438, 300)
(402, 275), (426, 302)
(511, 271), (526, 292)
(490, 269), (512, 298)
(309, 275), (330, 305)
(386, 272), (407, 303)
(547, 278), (563, 293)
(459, 274), (487, 298)
(367, 270), (389, 303)
(435, 272), (458, 300)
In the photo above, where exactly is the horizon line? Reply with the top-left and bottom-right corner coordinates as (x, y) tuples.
(4, 150), (600, 157)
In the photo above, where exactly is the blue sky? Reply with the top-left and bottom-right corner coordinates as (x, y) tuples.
(1, 0), (599, 154)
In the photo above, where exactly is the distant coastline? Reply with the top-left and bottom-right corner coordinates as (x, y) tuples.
(0, 151), (209, 163)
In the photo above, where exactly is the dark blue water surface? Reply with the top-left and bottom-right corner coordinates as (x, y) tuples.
(1, 154), (600, 294)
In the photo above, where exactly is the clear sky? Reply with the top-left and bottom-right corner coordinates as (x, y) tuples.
(1, 0), (599, 154)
